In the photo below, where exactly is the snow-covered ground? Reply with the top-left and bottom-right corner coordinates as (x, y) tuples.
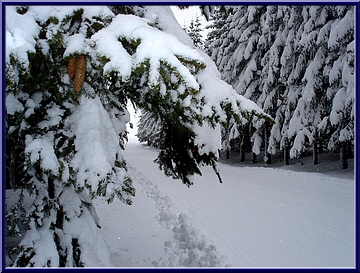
(93, 137), (355, 268)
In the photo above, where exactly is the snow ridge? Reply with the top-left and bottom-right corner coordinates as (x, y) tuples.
(128, 165), (230, 267)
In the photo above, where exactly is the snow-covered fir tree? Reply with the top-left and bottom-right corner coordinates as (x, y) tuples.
(324, 6), (355, 168)
(5, 5), (272, 267)
(285, 5), (355, 167)
(206, 5), (355, 167)
(137, 110), (164, 148)
(203, 7), (228, 55)
(185, 15), (205, 49)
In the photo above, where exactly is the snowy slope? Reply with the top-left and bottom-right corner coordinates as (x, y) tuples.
(93, 138), (355, 268)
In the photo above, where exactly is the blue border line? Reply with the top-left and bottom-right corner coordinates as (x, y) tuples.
(1, 1), (360, 4)
(2, 1), (6, 272)
(1, 2), (359, 272)
(355, 2), (359, 271)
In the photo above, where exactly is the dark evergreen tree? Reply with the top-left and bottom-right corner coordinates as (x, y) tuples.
(185, 15), (205, 49)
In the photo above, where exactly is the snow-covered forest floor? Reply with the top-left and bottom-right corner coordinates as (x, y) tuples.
(91, 138), (355, 268)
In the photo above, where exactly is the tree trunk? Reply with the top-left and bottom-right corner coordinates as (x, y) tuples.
(284, 139), (290, 165)
(48, 175), (55, 199)
(313, 130), (319, 165)
(240, 135), (246, 162)
(6, 143), (25, 189)
(226, 149), (230, 159)
(319, 139), (323, 153)
(252, 153), (257, 163)
(347, 141), (353, 159)
(313, 143), (319, 165)
(340, 142), (348, 169)
(266, 154), (272, 164)
(264, 122), (271, 164)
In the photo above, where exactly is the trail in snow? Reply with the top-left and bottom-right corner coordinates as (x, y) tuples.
(129, 165), (229, 267)
(94, 156), (229, 267)
(94, 139), (355, 268)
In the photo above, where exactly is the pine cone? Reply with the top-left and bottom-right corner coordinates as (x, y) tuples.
(74, 55), (87, 93)
(67, 58), (76, 79)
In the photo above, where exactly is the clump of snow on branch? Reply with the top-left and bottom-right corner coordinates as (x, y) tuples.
(69, 96), (129, 200)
